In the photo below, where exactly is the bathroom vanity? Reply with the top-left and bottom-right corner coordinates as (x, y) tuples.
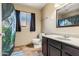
(42, 35), (79, 56)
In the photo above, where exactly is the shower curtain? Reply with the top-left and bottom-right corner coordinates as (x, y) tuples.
(2, 3), (16, 56)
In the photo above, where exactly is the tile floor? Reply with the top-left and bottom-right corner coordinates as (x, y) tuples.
(12, 44), (42, 56)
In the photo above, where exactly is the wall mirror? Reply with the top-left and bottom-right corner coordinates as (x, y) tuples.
(56, 3), (79, 27)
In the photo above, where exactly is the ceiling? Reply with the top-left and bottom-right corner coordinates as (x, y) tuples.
(57, 3), (79, 15)
(20, 3), (47, 10)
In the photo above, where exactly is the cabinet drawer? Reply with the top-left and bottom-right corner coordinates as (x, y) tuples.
(48, 39), (61, 49)
(62, 44), (79, 56)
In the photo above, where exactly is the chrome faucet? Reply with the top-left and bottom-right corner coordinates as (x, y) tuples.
(63, 34), (70, 40)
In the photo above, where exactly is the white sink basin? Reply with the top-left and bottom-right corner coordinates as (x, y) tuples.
(67, 37), (79, 42)
(45, 35), (63, 38)
(55, 37), (70, 40)
(45, 34), (71, 41)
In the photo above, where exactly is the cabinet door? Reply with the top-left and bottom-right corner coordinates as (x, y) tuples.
(48, 45), (61, 56)
(62, 51), (72, 56)
(42, 37), (48, 56)
(62, 44), (79, 56)
(48, 39), (61, 49)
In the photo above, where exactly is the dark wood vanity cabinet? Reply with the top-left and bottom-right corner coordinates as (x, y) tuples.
(42, 37), (48, 56)
(62, 51), (71, 56)
(62, 44), (79, 56)
(42, 37), (61, 56)
(48, 39), (61, 56)
(42, 36), (79, 56)
(48, 45), (61, 56)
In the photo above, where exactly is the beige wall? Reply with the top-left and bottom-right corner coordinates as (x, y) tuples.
(42, 4), (57, 33)
(42, 3), (79, 37)
(14, 4), (41, 46)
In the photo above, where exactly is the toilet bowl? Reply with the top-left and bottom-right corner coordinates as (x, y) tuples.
(32, 38), (42, 48)
(32, 33), (42, 48)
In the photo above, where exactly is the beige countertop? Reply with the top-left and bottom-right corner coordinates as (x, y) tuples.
(42, 34), (79, 48)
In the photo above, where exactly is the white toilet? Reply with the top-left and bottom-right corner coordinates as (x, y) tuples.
(32, 33), (43, 48)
